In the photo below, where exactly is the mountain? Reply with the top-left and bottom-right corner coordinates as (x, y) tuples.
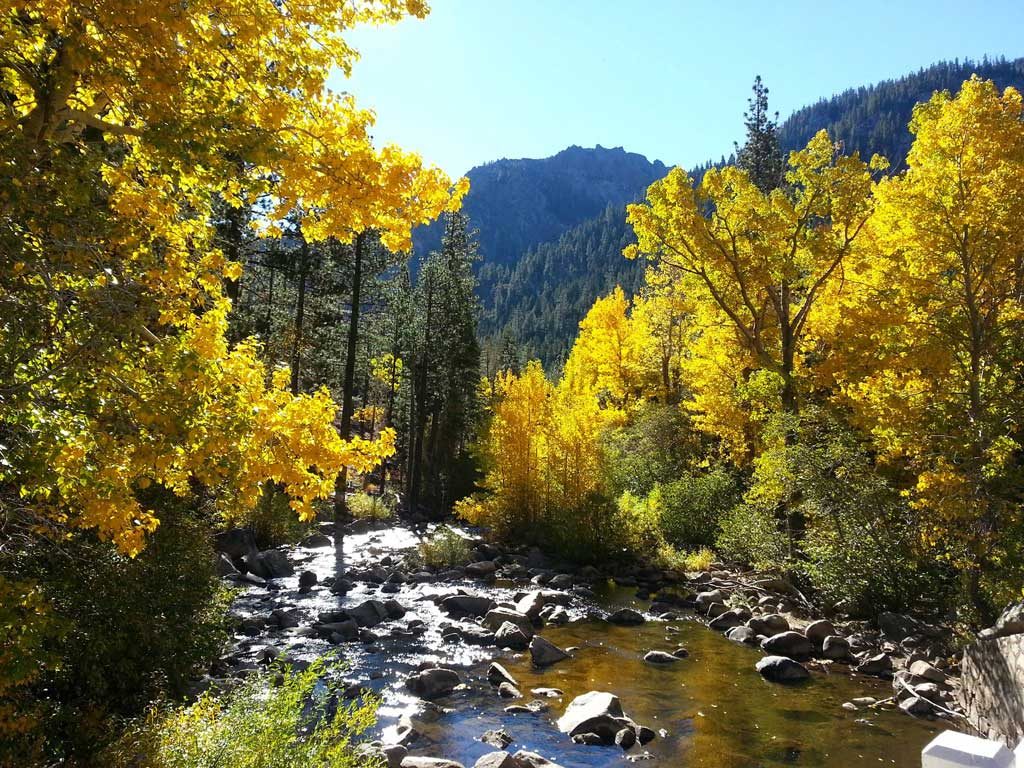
(447, 57), (1024, 367)
(412, 144), (667, 275)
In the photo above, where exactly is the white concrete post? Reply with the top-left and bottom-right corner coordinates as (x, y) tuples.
(922, 730), (1015, 768)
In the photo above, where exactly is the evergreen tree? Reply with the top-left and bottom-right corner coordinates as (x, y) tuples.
(735, 75), (785, 193)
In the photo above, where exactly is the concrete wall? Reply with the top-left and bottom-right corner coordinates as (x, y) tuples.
(960, 634), (1024, 744)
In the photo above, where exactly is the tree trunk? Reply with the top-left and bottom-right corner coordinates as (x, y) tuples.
(289, 236), (309, 396)
(335, 234), (364, 520)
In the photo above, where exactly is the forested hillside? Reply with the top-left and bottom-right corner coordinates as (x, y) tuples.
(481, 57), (1024, 365)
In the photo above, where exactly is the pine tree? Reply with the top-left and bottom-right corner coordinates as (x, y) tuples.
(735, 76), (786, 193)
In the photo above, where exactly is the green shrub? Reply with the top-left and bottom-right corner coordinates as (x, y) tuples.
(716, 499), (789, 572)
(415, 526), (473, 569)
(659, 468), (742, 549)
(107, 659), (379, 768)
(249, 485), (317, 548)
(604, 403), (705, 495)
(347, 491), (394, 521)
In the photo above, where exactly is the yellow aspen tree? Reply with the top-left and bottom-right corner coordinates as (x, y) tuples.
(0, 1), (465, 554)
(829, 77), (1024, 596)
(626, 131), (882, 457)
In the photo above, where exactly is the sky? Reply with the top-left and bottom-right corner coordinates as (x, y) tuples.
(337, 1), (1024, 177)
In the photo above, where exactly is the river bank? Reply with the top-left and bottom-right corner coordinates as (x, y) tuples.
(210, 518), (956, 767)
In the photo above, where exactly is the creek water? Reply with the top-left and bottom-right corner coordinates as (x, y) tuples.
(227, 523), (947, 768)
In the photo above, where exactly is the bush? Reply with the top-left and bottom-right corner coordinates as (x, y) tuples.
(415, 526), (473, 569)
(0, 491), (231, 763)
(659, 468), (743, 549)
(604, 403), (705, 495)
(716, 499), (789, 572)
(347, 491), (394, 521)
(249, 485), (317, 548)
(107, 658), (379, 768)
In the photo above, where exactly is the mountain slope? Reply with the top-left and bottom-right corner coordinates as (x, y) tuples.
(482, 57), (1024, 366)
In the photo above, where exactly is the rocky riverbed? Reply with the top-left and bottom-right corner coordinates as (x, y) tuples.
(208, 519), (959, 767)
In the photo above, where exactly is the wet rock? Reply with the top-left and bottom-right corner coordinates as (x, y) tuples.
(498, 682), (522, 699)
(748, 614), (790, 635)
(878, 612), (918, 640)
(755, 655), (810, 683)
(907, 659), (947, 683)
(401, 758), (465, 768)
(503, 705), (532, 714)
(671, 647), (690, 658)
(441, 594), (496, 617)
(300, 532), (333, 548)
(761, 631), (813, 659)
(466, 561), (498, 577)
(318, 619), (358, 641)
(572, 733), (603, 745)
(709, 608), (747, 631)
(695, 589), (726, 611)
(455, 625), (497, 646)
(549, 574), (574, 589)
(822, 635), (852, 660)
(269, 609), (300, 629)
(643, 651), (678, 664)
(531, 687), (563, 697)
(348, 599), (390, 628)
(557, 691), (636, 742)
(726, 626), (759, 645)
(578, 565), (602, 582)
(474, 752), (516, 768)
(487, 662), (518, 687)
(298, 570), (318, 589)
(330, 577), (354, 595)
(484, 608), (534, 637)
(856, 653), (893, 678)
(496, 621), (531, 650)
(515, 591), (548, 620)
(481, 729), (514, 749)
(216, 553), (240, 576)
(606, 608), (646, 626)
(898, 696), (933, 717)
(529, 636), (570, 666)
(245, 549), (294, 579)
(511, 750), (564, 768)
(384, 745), (408, 768)
(214, 528), (258, 559)
(636, 725), (656, 745)
(406, 668), (460, 700)
(546, 607), (570, 624)
(616, 727), (637, 750)
(384, 599), (407, 619)
(804, 619), (836, 646)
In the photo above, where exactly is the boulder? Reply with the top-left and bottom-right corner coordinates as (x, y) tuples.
(318, 619), (358, 641)
(856, 653), (893, 677)
(300, 532), (333, 548)
(643, 651), (678, 664)
(214, 528), (258, 559)
(474, 753), (516, 768)
(245, 549), (294, 579)
(606, 608), (646, 626)
(498, 682), (522, 699)
(878, 612), (918, 640)
(748, 614), (790, 635)
(216, 553), (240, 576)
(401, 759), (464, 768)
(695, 589), (726, 611)
(822, 635), (852, 660)
(465, 561), (498, 577)
(298, 570), (318, 589)
(406, 668), (460, 700)
(615, 728), (636, 750)
(511, 751), (564, 768)
(441, 594), (496, 617)
(515, 591), (549, 621)
(804, 619), (836, 646)
(481, 729), (513, 749)
(556, 691), (635, 742)
(487, 662), (518, 687)
(755, 655), (810, 683)
(484, 608), (534, 637)
(549, 574), (574, 589)
(496, 622), (531, 651)
(988, 601), (1024, 639)
(384, 599), (407, 619)
(348, 599), (390, 628)
(907, 659), (947, 684)
(709, 609), (746, 631)
(269, 608), (300, 629)
(726, 626), (759, 645)
(760, 631), (813, 659)
(530, 636), (569, 666)
(899, 696), (934, 717)
(383, 745), (408, 768)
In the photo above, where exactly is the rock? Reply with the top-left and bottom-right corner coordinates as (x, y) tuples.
(496, 622), (530, 650)
(578, 565), (602, 582)
(515, 591), (548, 621)
(498, 682), (522, 699)
(549, 574), (574, 589)
(484, 608), (534, 637)
(908, 659), (947, 683)
(804, 619), (836, 646)
(899, 696), (933, 717)
(401, 758), (465, 768)
(530, 635), (570, 666)
(606, 607), (646, 626)
(406, 668), (460, 699)
(466, 561), (498, 577)
(298, 570), (317, 589)
(383, 745), (408, 768)
(615, 728), (637, 750)
(636, 725), (656, 745)
(748, 614), (790, 635)
(348, 599), (390, 628)
(245, 549), (294, 579)
(856, 653), (893, 678)
(531, 687), (563, 697)
(214, 528), (258, 559)
(481, 729), (513, 749)
(672, 647), (690, 658)
(270, 608), (300, 629)
(989, 601), (1024, 638)
(709, 609), (746, 631)
(300, 532), (333, 548)
(878, 612), (918, 640)
(487, 662), (518, 687)
(822, 635), (852, 660)
(695, 589), (726, 611)
(384, 599), (406, 619)
(726, 626), (759, 645)
(317, 619), (358, 641)
(643, 651), (678, 664)
(216, 553), (239, 576)
(761, 631), (813, 659)
(572, 733), (603, 745)
(546, 607), (570, 624)
(755, 655), (810, 683)
(556, 691), (636, 742)
(511, 750), (564, 768)
(441, 594), (496, 617)
(474, 752), (516, 768)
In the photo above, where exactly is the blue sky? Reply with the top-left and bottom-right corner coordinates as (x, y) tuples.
(338, 1), (1024, 176)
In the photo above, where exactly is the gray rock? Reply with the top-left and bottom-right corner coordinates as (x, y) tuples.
(269, 608), (299, 629)
(856, 653), (893, 677)
(298, 570), (318, 589)
(498, 682), (522, 699)
(348, 599), (390, 628)
(990, 601), (1024, 638)
(474, 752), (516, 768)
(549, 574), (574, 589)
(636, 725), (656, 745)
(709, 609), (746, 631)
(908, 659), (947, 683)
(822, 635), (852, 660)
(607, 608), (646, 626)
(695, 589), (726, 611)
(406, 667), (460, 699)
(748, 614), (790, 635)
(615, 728), (637, 750)
(899, 696), (933, 717)
(484, 608), (534, 637)
(496, 621), (531, 650)
(530, 635), (569, 666)
(216, 553), (239, 576)
(401, 758), (465, 768)
(804, 619), (836, 646)
(487, 662), (518, 687)
(300, 532), (333, 548)
(317, 619), (358, 641)
(515, 591), (549, 621)
(214, 528), (258, 559)
(481, 729), (513, 749)
(245, 548), (294, 579)
(761, 631), (813, 659)
(726, 626), (759, 645)
(556, 691), (636, 742)
(643, 651), (678, 664)
(511, 751), (564, 768)
(441, 594), (496, 617)
(384, 745), (408, 768)
(466, 561), (498, 577)
(878, 612), (918, 640)
(755, 655), (810, 683)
